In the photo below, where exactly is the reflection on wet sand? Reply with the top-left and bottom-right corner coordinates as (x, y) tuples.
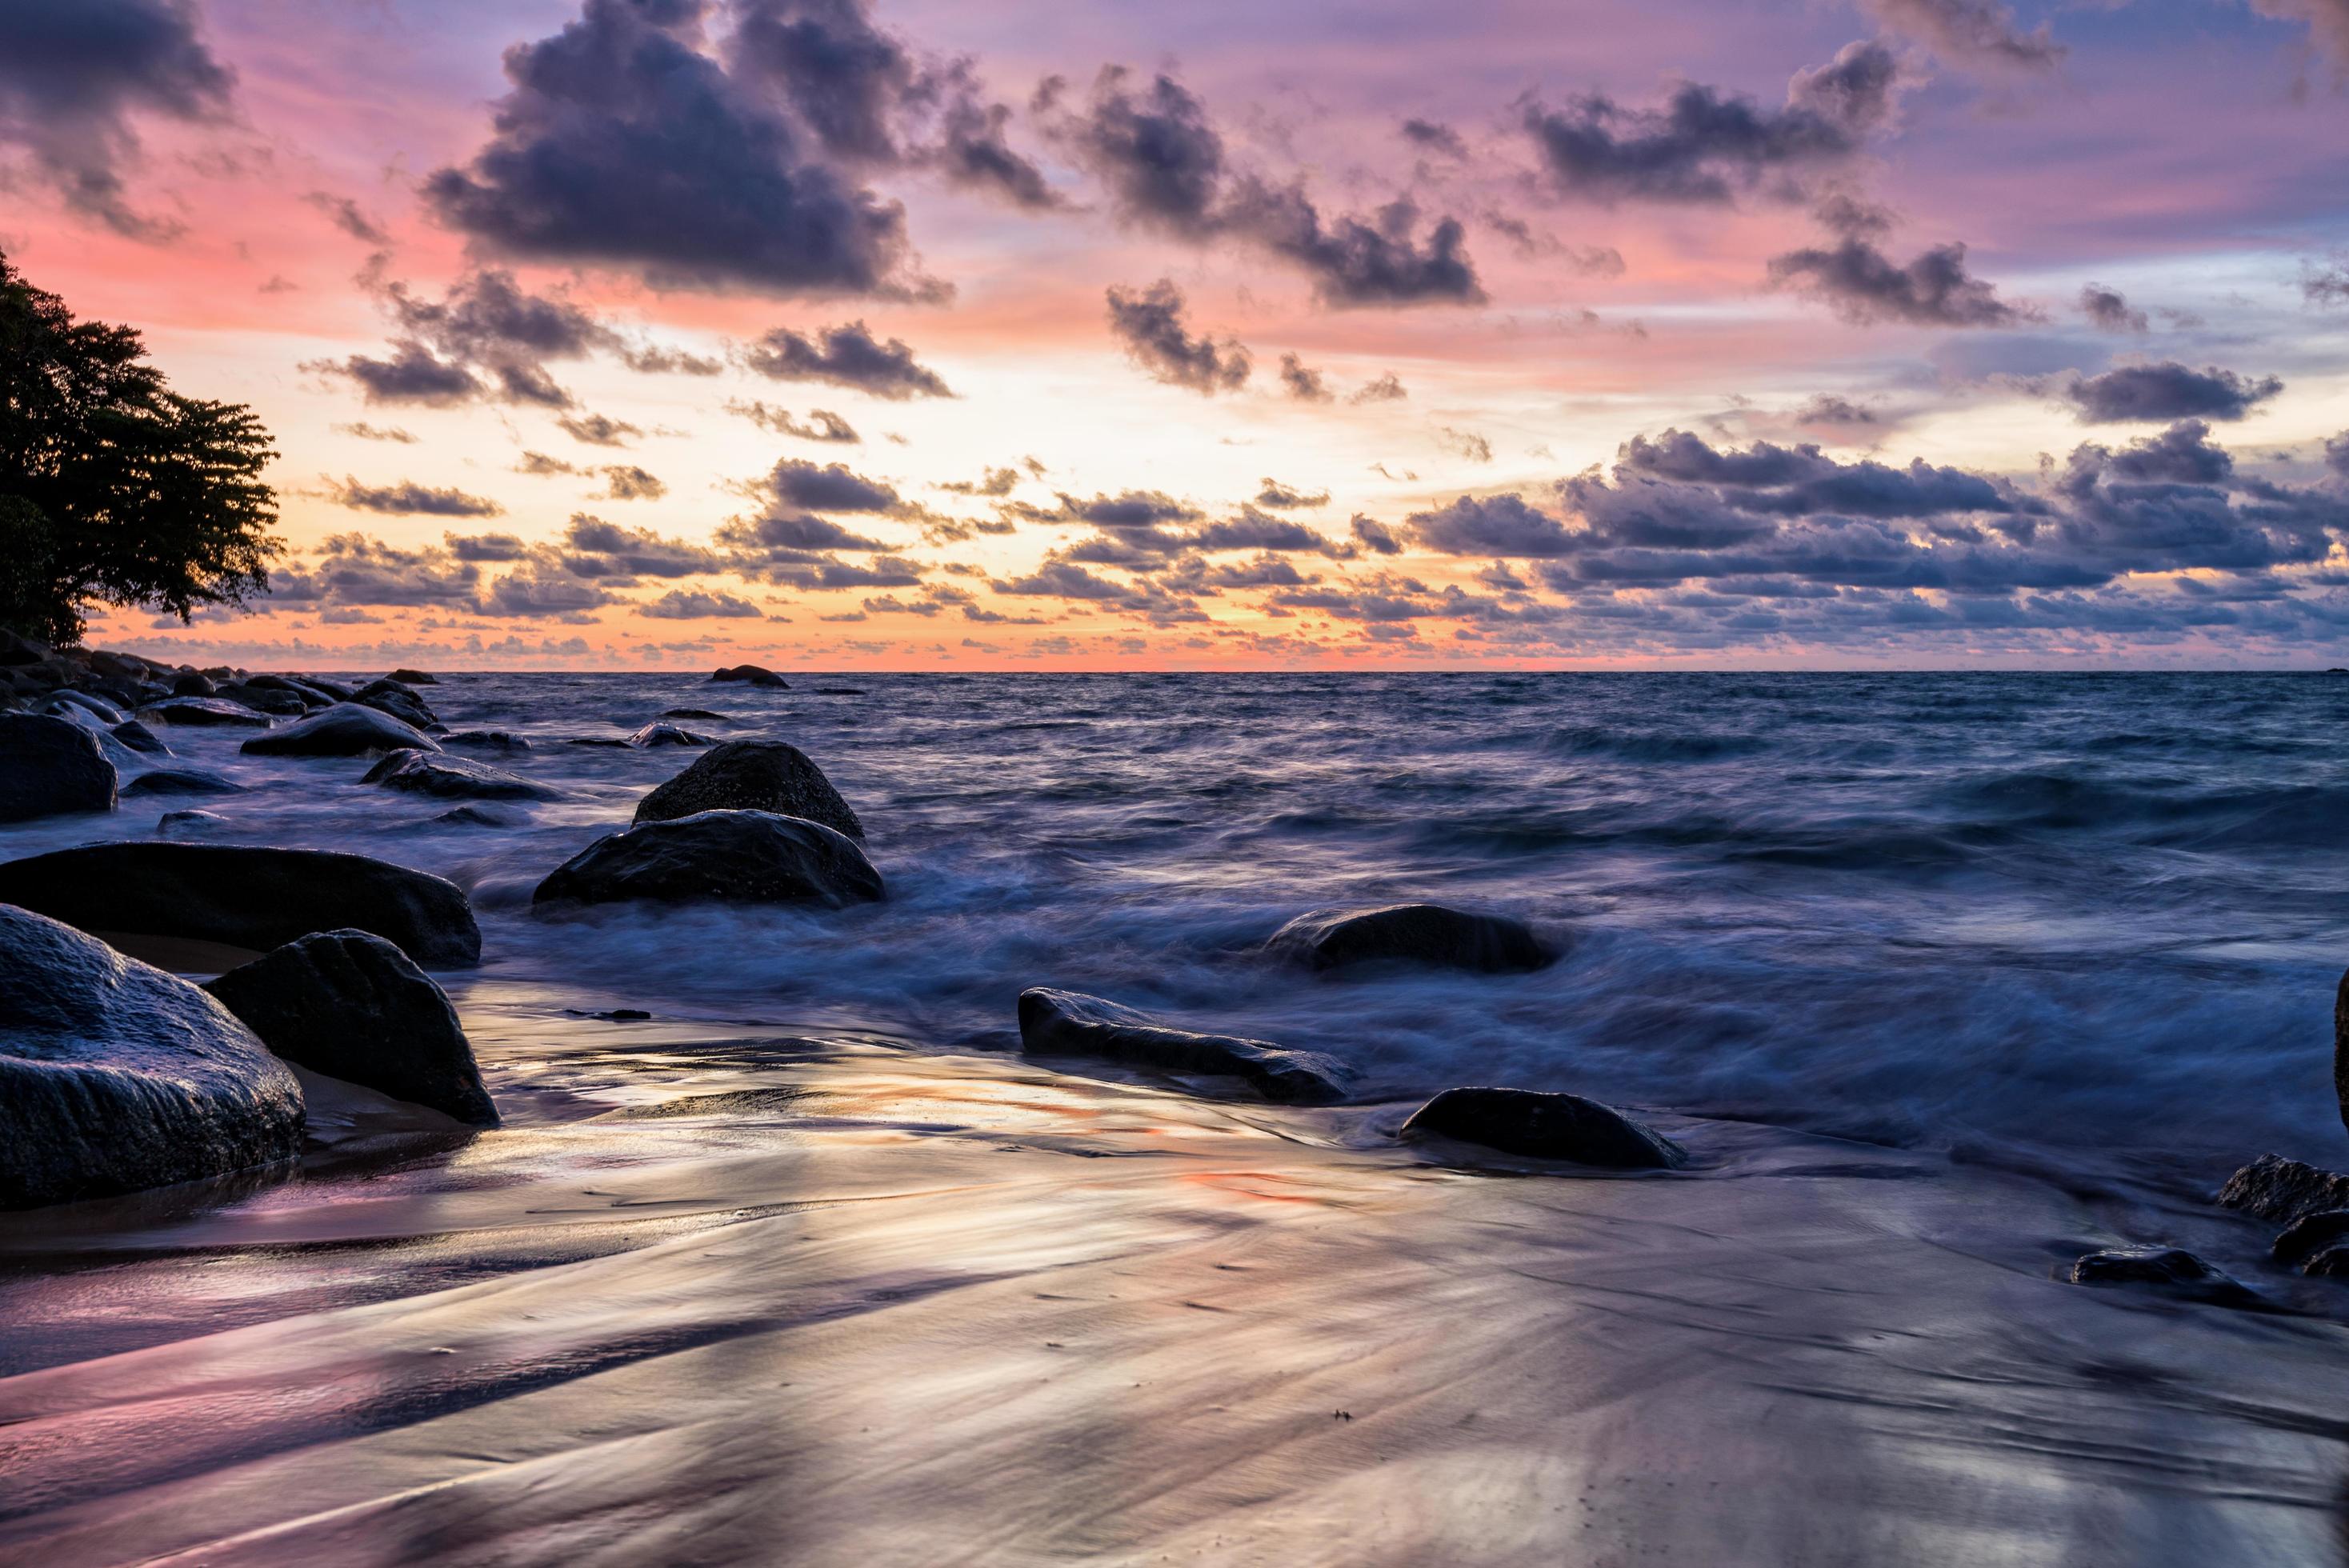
(3, 1010), (2348, 1566)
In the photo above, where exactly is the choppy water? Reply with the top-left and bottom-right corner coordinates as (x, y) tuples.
(14, 670), (2349, 1169)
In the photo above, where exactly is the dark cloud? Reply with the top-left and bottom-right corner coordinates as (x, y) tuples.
(2083, 421), (2235, 486)
(1219, 186), (1484, 306)
(742, 320), (951, 398)
(1256, 479), (1329, 509)
(721, 512), (891, 554)
(1523, 42), (1897, 206)
(333, 422), (418, 443)
(596, 464), (667, 501)
(1767, 238), (2037, 328)
(2303, 258), (2349, 308)
(2061, 362), (2283, 423)
(1017, 489), (1201, 530)
(729, 399), (862, 442)
(1411, 494), (1582, 557)
(304, 192), (389, 245)
(328, 477), (505, 518)
(1812, 189), (1895, 239)
(1188, 508), (1331, 553)
(0, 0), (235, 236)
(998, 561), (1127, 600)
(478, 561), (618, 618)
(1351, 372), (1409, 404)
(766, 457), (905, 512)
(933, 91), (1062, 210)
(638, 589), (765, 618)
(1351, 514), (1403, 554)
(306, 534), (482, 607)
(446, 532), (533, 562)
(1402, 118), (1467, 158)
(1863, 0), (2064, 71)
(938, 465), (1021, 496)
(320, 270), (629, 409)
(514, 451), (579, 477)
(2079, 284), (2147, 334)
(1437, 427), (1495, 463)
(558, 412), (642, 446)
(619, 343), (726, 375)
(2326, 430), (2349, 478)
(315, 341), (482, 407)
(1279, 353), (1334, 403)
(559, 514), (719, 578)
(1105, 280), (1250, 394)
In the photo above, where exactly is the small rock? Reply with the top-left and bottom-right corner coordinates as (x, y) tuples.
(2215, 1153), (2349, 1223)
(565, 1007), (652, 1022)
(661, 708), (728, 721)
(2303, 1246), (2349, 1278)
(565, 737), (633, 749)
(157, 810), (230, 835)
(1015, 987), (1349, 1105)
(710, 664), (788, 688)
(1269, 903), (1556, 974)
(241, 702), (438, 758)
(110, 719), (170, 755)
(2069, 1246), (2263, 1307)
(205, 930), (497, 1126)
(534, 809), (884, 910)
(122, 769), (244, 797)
(633, 739), (862, 838)
(810, 687), (866, 696)
(2272, 1209), (2349, 1266)
(1401, 1086), (1683, 1168)
(0, 714), (118, 823)
(629, 722), (710, 748)
(386, 668), (439, 686)
(434, 805), (519, 827)
(442, 730), (530, 751)
(138, 697), (272, 728)
(362, 748), (556, 801)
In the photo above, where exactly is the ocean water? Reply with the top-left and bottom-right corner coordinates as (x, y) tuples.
(13, 669), (2349, 1170)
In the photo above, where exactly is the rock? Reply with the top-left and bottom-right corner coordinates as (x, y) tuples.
(810, 686), (866, 696)
(0, 842), (482, 966)
(1270, 903), (1555, 974)
(661, 708), (728, 721)
(0, 904), (304, 1210)
(386, 668), (439, 686)
(2304, 1246), (2349, 1279)
(534, 810), (884, 910)
(565, 737), (632, 749)
(442, 730), (530, 751)
(240, 702), (439, 758)
(1400, 1086), (1684, 1168)
(122, 768), (244, 797)
(110, 718), (170, 755)
(85, 650), (161, 682)
(710, 664), (788, 688)
(43, 700), (148, 771)
(244, 674), (335, 704)
(156, 809), (230, 835)
(629, 722), (709, 748)
(632, 739), (863, 839)
(170, 673), (218, 697)
(353, 678), (437, 731)
(2215, 1153), (2349, 1223)
(434, 805), (518, 827)
(216, 682), (308, 717)
(48, 688), (125, 722)
(1014, 987), (1349, 1105)
(2271, 1209), (2349, 1266)
(138, 696), (272, 728)
(362, 748), (555, 801)
(0, 630), (48, 666)
(2336, 966), (2349, 1139)
(2068, 1246), (2263, 1306)
(203, 930), (497, 1127)
(0, 714), (117, 823)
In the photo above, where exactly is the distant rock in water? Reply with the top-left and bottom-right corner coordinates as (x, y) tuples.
(110, 719), (170, 754)
(122, 769), (244, 798)
(352, 678), (437, 732)
(0, 842), (482, 966)
(441, 730), (530, 751)
(1015, 987), (1349, 1105)
(362, 748), (556, 801)
(1, 904), (304, 1210)
(386, 669), (438, 686)
(156, 810), (230, 835)
(1401, 1086), (1684, 1168)
(434, 804), (519, 827)
(2068, 1246), (2263, 1307)
(137, 697), (271, 728)
(710, 664), (788, 688)
(1269, 903), (1555, 974)
(242, 702), (438, 758)
(661, 708), (728, 721)
(204, 930), (498, 1127)
(632, 739), (863, 838)
(2215, 1154), (2349, 1223)
(628, 722), (709, 748)
(0, 714), (116, 823)
(565, 737), (632, 749)
(810, 687), (866, 696)
(533, 810), (884, 910)
(2271, 1209), (2349, 1266)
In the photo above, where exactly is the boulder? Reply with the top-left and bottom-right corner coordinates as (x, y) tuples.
(157, 810), (230, 835)
(86, 650), (160, 682)
(362, 748), (555, 801)
(565, 737), (632, 749)
(240, 702), (438, 758)
(629, 722), (710, 748)
(442, 730), (530, 751)
(2068, 1246), (2263, 1307)
(43, 700), (149, 771)
(0, 714), (117, 822)
(1015, 988), (1349, 1105)
(216, 682), (308, 717)
(632, 739), (863, 838)
(138, 697), (272, 728)
(662, 708), (728, 721)
(203, 930), (498, 1126)
(110, 718), (170, 754)
(0, 842), (482, 966)
(2215, 1154), (2349, 1223)
(2304, 1247), (2349, 1279)
(434, 805), (519, 827)
(170, 673), (218, 698)
(353, 678), (437, 731)
(0, 904), (304, 1210)
(0, 630), (48, 666)
(122, 768), (244, 798)
(48, 689), (125, 722)
(1402, 1086), (1684, 1167)
(2271, 1209), (2349, 1266)
(245, 674), (338, 703)
(1270, 903), (1555, 974)
(534, 810), (884, 910)
(710, 664), (788, 688)
(386, 668), (440, 686)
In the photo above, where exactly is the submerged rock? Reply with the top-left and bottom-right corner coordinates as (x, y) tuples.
(710, 663), (788, 687)
(0, 714), (117, 823)
(205, 930), (498, 1127)
(157, 810), (230, 835)
(386, 668), (439, 686)
(632, 739), (862, 838)
(442, 730), (530, 751)
(0, 842), (482, 966)
(2068, 1246), (2263, 1306)
(534, 810), (884, 910)
(1014, 987), (1349, 1105)
(1, 904), (304, 1210)
(138, 697), (271, 728)
(122, 768), (244, 798)
(242, 702), (437, 758)
(434, 804), (519, 827)
(2303, 1246), (2349, 1279)
(628, 722), (709, 748)
(2271, 1209), (2349, 1266)
(362, 748), (555, 801)
(1269, 903), (1555, 974)
(661, 708), (728, 721)
(110, 718), (170, 754)
(2215, 1154), (2349, 1223)
(1401, 1086), (1684, 1168)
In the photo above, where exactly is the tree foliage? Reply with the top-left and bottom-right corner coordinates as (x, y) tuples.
(0, 250), (281, 646)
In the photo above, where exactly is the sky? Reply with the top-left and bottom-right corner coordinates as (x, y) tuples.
(4, 0), (2349, 670)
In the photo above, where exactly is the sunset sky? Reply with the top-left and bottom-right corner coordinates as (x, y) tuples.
(7, 0), (2349, 668)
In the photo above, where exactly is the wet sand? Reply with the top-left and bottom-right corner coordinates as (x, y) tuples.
(3, 1008), (2348, 1566)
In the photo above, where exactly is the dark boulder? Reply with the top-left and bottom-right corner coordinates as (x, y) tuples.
(1, 904), (303, 1210)
(0, 630), (48, 666)
(565, 737), (632, 749)
(1269, 903), (1555, 974)
(629, 722), (709, 748)
(246, 674), (338, 704)
(386, 668), (439, 686)
(2304, 1247), (2349, 1279)
(434, 804), (519, 827)
(122, 768), (244, 797)
(662, 708), (728, 721)
(2272, 1209), (2349, 1266)
(632, 739), (862, 838)
(534, 810), (884, 910)
(2068, 1246), (2263, 1307)
(110, 718), (170, 754)
(48, 689), (125, 722)
(157, 810), (230, 835)
(204, 930), (498, 1126)
(2215, 1154), (2349, 1223)
(138, 697), (271, 728)
(353, 679), (437, 731)
(1401, 1086), (1684, 1168)
(241, 702), (438, 758)
(362, 748), (555, 801)
(170, 674), (218, 697)
(442, 730), (530, 751)
(216, 683), (308, 717)
(710, 664), (788, 688)
(0, 842), (482, 966)
(0, 714), (118, 823)
(1015, 987), (1348, 1105)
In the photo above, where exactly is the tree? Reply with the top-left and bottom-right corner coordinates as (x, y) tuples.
(0, 250), (281, 646)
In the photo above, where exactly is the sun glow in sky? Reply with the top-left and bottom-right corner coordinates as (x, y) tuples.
(8, 0), (2349, 668)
